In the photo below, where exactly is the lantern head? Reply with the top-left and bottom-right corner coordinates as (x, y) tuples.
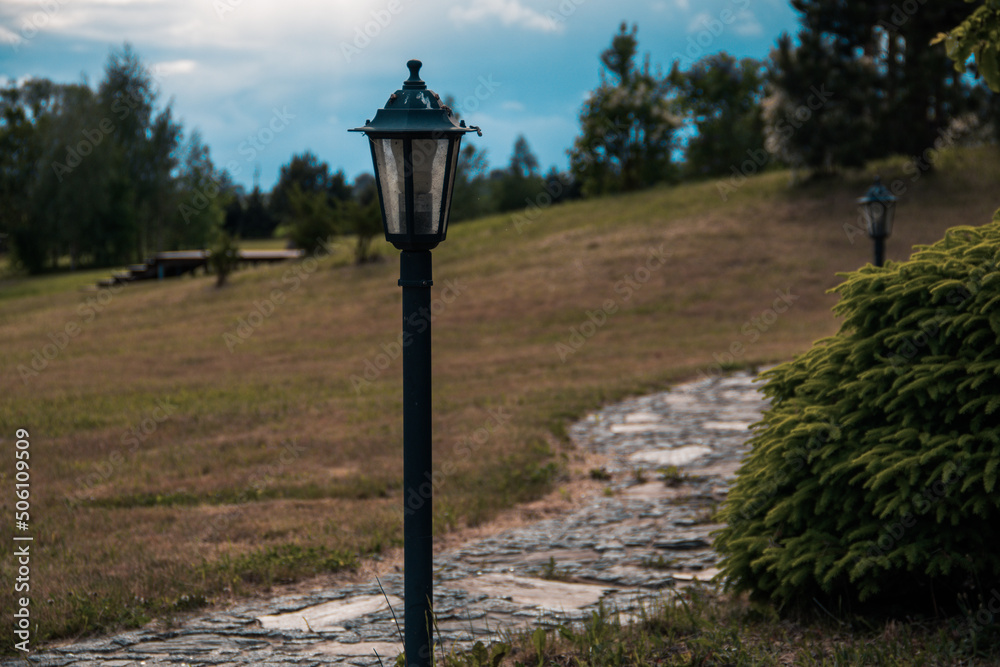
(857, 177), (897, 240)
(350, 60), (481, 251)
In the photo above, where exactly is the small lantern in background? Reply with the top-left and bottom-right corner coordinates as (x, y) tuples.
(857, 177), (897, 267)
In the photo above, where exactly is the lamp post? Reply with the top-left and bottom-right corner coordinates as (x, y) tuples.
(857, 177), (897, 267)
(351, 60), (480, 667)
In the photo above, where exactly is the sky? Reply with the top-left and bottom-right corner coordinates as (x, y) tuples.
(1, 0), (801, 193)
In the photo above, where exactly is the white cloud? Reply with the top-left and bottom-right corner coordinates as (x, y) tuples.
(0, 24), (22, 46)
(501, 100), (525, 112)
(686, 8), (763, 38)
(651, 0), (687, 11)
(449, 0), (563, 33)
(151, 59), (196, 78)
(732, 10), (763, 37)
(685, 12), (713, 33)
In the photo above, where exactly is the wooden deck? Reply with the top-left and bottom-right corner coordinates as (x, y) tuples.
(97, 249), (304, 288)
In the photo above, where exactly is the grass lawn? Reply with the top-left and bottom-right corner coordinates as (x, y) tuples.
(486, 584), (1000, 665)
(2, 146), (999, 651)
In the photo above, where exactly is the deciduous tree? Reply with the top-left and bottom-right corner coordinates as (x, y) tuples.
(570, 23), (678, 195)
(670, 53), (767, 178)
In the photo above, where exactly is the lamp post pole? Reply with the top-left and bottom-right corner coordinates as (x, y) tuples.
(400, 249), (434, 666)
(350, 60), (480, 667)
(857, 177), (896, 269)
(873, 235), (886, 268)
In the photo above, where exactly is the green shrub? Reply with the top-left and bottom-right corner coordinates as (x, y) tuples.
(208, 228), (239, 287)
(716, 210), (1000, 611)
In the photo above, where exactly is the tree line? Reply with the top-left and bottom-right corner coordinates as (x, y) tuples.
(0, 45), (236, 274)
(571, 1), (997, 197)
(1, 0), (997, 274)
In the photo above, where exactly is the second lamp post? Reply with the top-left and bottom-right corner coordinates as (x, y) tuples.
(857, 177), (897, 267)
(351, 60), (480, 667)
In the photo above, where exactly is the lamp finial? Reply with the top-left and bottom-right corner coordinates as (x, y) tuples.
(404, 60), (425, 89)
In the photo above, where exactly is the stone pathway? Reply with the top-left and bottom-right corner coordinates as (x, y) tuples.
(10, 371), (768, 666)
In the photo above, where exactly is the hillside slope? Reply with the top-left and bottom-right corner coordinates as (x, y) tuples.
(2, 146), (999, 644)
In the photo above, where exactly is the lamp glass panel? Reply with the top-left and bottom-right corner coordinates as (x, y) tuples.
(374, 138), (405, 235)
(441, 138), (460, 238)
(864, 202), (885, 237)
(410, 139), (449, 236)
(882, 204), (895, 237)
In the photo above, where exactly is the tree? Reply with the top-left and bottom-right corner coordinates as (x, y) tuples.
(98, 43), (181, 261)
(543, 167), (581, 205)
(208, 228), (239, 288)
(450, 143), (494, 222)
(508, 135), (539, 179)
(345, 174), (383, 264)
(32, 82), (118, 269)
(570, 23), (678, 195)
(141, 106), (183, 254)
(764, 30), (877, 171)
(1, 79), (60, 272)
(768, 1), (993, 173)
(269, 152), (350, 223)
(935, 0), (1000, 93)
(670, 53), (767, 178)
(173, 132), (229, 251)
(223, 185), (280, 240)
(282, 184), (336, 254)
(437, 97), (496, 222)
(494, 135), (546, 212)
(243, 187), (278, 238)
(0, 45), (216, 274)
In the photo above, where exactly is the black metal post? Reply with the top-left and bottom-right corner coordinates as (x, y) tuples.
(873, 236), (885, 267)
(399, 249), (433, 667)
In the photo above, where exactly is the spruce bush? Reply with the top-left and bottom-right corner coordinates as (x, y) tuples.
(716, 210), (1000, 611)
